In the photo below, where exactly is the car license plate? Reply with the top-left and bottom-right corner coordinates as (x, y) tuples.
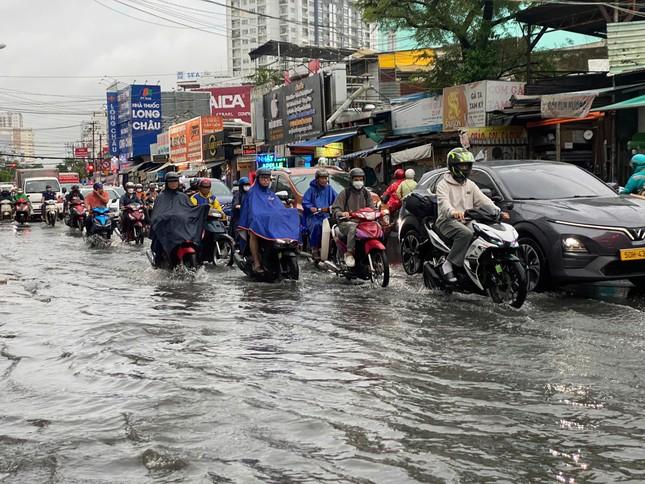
(619, 248), (645, 261)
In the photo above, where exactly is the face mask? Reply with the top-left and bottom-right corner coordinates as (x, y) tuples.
(243, 186), (250, 192)
(127, 189), (134, 194)
(352, 180), (364, 190)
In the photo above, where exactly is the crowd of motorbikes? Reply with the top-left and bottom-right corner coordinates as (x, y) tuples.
(1, 175), (530, 309)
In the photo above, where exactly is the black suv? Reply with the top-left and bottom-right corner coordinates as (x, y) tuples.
(399, 160), (645, 291)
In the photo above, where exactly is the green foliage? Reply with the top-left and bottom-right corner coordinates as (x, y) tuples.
(57, 158), (87, 179)
(356, 0), (524, 86)
(248, 67), (283, 87)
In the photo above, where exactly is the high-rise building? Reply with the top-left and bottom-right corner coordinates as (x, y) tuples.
(0, 111), (23, 129)
(227, 0), (375, 78)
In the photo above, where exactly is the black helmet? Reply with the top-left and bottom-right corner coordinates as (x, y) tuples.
(447, 148), (475, 183)
(349, 167), (365, 179)
(189, 178), (200, 190)
(315, 168), (329, 179)
(165, 172), (180, 182)
(256, 168), (272, 177)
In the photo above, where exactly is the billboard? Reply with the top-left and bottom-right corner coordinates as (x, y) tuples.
(198, 85), (252, 124)
(130, 85), (162, 157)
(263, 74), (324, 145)
(392, 95), (443, 135)
(443, 81), (525, 131)
(114, 84), (162, 159)
(169, 116), (223, 164)
(106, 92), (119, 156)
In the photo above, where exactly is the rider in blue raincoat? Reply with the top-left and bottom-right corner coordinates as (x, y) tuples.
(302, 168), (337, 257)
(238, 168), (300, 272)
(623, 154), (645, 195)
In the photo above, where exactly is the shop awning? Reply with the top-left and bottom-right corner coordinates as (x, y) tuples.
(288, 132), (357, 148)
(595, 94), (645, 112)
(391, 143), (433, 166)
(340, 139), (410, 161)
(147, 161), (173, 173)
(526, 112), (604, 128)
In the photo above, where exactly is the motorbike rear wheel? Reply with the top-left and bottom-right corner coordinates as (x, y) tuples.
(487, 260), (528, 308)
(369, 250), (390, 288)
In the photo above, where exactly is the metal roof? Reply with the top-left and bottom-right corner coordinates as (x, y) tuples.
(515, 1), (645, 38)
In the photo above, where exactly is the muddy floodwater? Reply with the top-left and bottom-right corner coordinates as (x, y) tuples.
(1, 223), (644, 483)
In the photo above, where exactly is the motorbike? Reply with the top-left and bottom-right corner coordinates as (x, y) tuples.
(234, 191), (299, 282)
(65, 197), (86, 231)
(202, 209), (235, 266)
(14, 200), (30, 225)
(120, 202), (146, 245)
(0, 199), (12, 221)
(86, 206), (114, 243)
(43, 200), (58, 227)
(422, 207), (528, 308)
(319, 207), (390, 287)
(147, 240), (202, 271)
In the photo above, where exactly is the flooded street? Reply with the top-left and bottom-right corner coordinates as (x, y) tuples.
(1, 222), (645, 483)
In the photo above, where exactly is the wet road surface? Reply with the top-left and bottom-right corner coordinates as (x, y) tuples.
(1, 222), (645, 483)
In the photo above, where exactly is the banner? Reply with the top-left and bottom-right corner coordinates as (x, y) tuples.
(541, 94), (596, 118)
(106, 92), (119, 157)
(466, 126), (528, 145)
(198, 85), (252, 124)
(263, 74), (324, 145)
(392, 95), (443, 135)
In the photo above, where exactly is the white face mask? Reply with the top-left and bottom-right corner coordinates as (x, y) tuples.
(243, 185), (250, 192)
(352, 180), (364, 190)
(127, 188), (134, 194)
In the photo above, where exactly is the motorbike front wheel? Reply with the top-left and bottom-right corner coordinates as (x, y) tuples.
(281, 254), (299, 280)
(487, 260), (528, 309)
(369, 250), (390, 288)
(214, 238), (235, 266)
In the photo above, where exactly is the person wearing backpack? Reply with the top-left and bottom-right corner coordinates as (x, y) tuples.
(331, 167), (375, 267)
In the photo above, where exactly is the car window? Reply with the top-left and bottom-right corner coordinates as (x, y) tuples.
(496, 164), (616, 200)
(291, 173), (349, 195)
(25, 180), (61, 193)
(470, 169), (500, 198)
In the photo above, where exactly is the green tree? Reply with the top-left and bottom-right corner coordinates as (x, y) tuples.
(248, 67), (283, 87)
(56, 158), (87, 179)
(357, 0), (523, 86)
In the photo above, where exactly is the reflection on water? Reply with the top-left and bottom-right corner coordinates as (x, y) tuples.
(0, 225), (644, 482)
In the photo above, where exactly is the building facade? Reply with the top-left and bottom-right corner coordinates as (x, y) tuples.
(227, 0), (375, 78)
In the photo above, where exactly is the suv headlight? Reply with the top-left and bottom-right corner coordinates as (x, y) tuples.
(562, 236), (588, 254)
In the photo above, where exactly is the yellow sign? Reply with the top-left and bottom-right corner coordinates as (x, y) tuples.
(467, 126), (528, 145)
(378, 49), (435, 72)
(315, 142), (344, 158)
(620, 248), (645, 261)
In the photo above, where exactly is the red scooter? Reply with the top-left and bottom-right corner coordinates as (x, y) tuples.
(121, 203), (146, 244)
(65, 197), (86, 231)
(14, 199), (30, 225)
(320, 207), (390, 287)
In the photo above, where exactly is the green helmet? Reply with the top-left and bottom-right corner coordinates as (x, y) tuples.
(447, 148), (475, 183)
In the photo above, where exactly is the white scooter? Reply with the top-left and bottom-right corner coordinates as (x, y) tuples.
(422, 207), (528, 308)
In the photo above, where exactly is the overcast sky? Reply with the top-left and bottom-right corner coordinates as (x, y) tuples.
(0, 0), (230, 158)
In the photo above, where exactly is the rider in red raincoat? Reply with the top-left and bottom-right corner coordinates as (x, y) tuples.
(381, 168), (405, 213)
